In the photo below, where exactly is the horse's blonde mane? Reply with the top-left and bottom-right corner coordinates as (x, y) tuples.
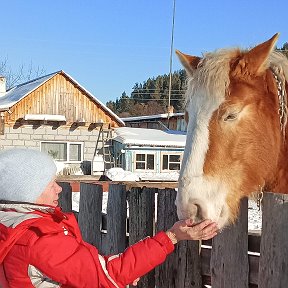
(185, 49), (288, 106)
(269, 51), (288, 81)
(185, 48), (240, 105)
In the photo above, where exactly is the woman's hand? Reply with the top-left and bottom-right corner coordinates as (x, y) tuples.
(166, 219), (218, 244)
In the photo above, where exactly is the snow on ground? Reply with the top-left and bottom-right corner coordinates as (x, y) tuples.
(105, 168), (140, 181)
(105, 167), (179, 182)
(248, 199), (262, 231)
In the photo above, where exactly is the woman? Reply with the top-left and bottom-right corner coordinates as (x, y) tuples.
(0, 148), (218, 287)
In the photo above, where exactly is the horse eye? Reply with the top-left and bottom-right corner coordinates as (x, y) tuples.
(223, 113), (238, 122)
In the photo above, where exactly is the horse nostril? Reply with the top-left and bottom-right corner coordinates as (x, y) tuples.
(188, 203), (203, 221)
(195, 204), (202, 220)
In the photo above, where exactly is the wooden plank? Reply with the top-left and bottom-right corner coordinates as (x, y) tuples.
(248, 233), (261, 253)
(211, 198), (249, 288)
(203, 233), (261, 253)
(128, 187), (156, 288)
(155, 188), (202, 288)
(58, 182), (72, 212)
(258, 192), (288, 287)
(56, 177), (178, 188)
(56, 175), (102, 182)
(106, 184), (127, 254)
(78, 183), (103, 249)
(248, 252), (259, 285)
(201, 247), (259, 285)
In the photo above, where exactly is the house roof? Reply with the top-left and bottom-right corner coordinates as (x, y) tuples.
(0, 70), (124, 126)
(121, 112), (184, 122)
(0, 72), (57, 110)
(114, 127), (186, 147)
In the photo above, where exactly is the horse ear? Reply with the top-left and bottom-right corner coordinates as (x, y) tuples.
(176, 50), (201, 76)
(239, 33), (279, 75)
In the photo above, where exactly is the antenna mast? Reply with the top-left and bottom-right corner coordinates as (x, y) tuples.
(168, 0), (176, 117)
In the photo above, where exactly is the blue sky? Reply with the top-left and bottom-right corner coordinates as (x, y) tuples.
(1, 0), (287, 104)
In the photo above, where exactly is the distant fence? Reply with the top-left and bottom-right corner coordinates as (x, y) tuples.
(58, 182), (288, 288)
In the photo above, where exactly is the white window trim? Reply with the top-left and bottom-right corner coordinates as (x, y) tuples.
(40, 141), (84, 163)
(134, 152), (156, 171)
(160, 152), (183, 172)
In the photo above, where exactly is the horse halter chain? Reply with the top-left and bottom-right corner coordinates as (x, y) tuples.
(257, 186), (264, 211)
(272, 70), (288, 137)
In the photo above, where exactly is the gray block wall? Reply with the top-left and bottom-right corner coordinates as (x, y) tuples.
(0, 125), (100, 175)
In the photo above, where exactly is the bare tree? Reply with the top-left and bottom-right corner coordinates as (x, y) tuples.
(0, 57), (46, 89)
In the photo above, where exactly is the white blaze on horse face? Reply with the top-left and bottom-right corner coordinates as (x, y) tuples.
(177, 89), (229, 228)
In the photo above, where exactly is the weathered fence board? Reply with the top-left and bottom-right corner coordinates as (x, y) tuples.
(78, 183), (103, 248)
(58, 182), (72, 212)
(128, 187), (156, 288)
(211, 198), (249, 288)
(57, 181), (288, 288)
(106, 184), (127, 254)
(258, 192), (288, 288)
(156, 188), (202, 288)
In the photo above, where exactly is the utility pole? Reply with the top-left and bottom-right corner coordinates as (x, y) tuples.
(168, 0), (176, 119)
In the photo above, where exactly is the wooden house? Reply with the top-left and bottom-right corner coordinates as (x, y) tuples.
(0, 71), (124, 175)
(111, 127), (186, 181)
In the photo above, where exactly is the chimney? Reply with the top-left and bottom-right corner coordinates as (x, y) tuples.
(0, 76), (6, 97)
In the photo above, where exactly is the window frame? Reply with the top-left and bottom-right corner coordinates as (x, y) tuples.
(160, 152), (183, 172)
(40, 141), (84, 163)
(134, 152), (156, 171)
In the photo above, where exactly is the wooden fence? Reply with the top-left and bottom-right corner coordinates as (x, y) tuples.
(58, 182), (288, 288)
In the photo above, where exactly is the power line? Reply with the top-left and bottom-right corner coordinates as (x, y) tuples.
(113, 98), (184, 101)
(130, 93), (185, 96)
(132, 89), (186, 92)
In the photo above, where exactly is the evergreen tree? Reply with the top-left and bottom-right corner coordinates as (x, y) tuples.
(106, 70), (187, 116)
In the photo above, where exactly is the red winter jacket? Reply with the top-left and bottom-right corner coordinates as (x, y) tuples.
(0, 203), (174, 288)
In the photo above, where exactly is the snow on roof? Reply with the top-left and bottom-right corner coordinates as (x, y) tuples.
(0, 71), (124, 126)
(121, 112), (184, 122)
(114, 127), (186, 147)
(0, 72), (57, 110)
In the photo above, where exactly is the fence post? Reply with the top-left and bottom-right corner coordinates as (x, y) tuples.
(211, 197), (249, 288)
(128, 187), (156, 288)
(258, 192), (288, 287)
(106, 184), (127, 254)
(58, 182), (72, 212)
(77, 183), (103, 249)
(156, 188), (202, 288)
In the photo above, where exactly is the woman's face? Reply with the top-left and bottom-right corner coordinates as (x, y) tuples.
(36, 179), (62, 207)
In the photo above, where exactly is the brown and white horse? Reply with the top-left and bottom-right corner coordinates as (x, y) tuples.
(176, 34), (288, 229)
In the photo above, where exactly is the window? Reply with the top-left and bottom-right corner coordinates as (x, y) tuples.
(41, 142), (83, 162)
(135, 153), (155, 170)
(162, 153), (182, 171)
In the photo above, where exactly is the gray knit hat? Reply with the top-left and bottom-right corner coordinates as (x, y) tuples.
(0, 148), (57, 203)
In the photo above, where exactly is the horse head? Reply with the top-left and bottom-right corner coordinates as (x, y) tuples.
(176, 34), (288, 229)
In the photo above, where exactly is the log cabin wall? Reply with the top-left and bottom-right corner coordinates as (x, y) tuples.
(5, 73), (120, 126)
